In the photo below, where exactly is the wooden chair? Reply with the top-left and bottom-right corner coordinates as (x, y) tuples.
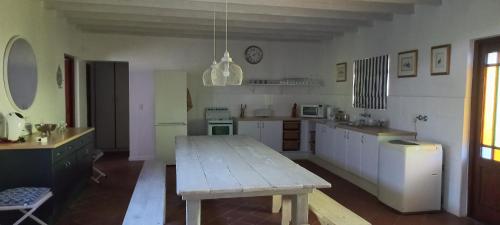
(273, 189), (371, 225)
(0, 187), (53, 225)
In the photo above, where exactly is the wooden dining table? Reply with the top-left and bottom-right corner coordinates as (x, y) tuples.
(175, 135), (331, 225)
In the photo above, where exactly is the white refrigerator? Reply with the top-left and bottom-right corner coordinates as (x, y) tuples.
(154, 70), (187, 165)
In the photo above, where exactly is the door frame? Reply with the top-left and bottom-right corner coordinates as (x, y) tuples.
(468, 35), (500, 221)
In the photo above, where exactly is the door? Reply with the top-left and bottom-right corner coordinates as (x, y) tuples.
(64, 55), (75, 128)
(325, 127), (336, 162)
(114, 62), (130, 150)
(346, 131), (362, 176)
(94, 62), (116, 150)
(261, 121), (283, 151)
(469, 37), (500, 224)
(238, 121), (261, 140)
(315, 124), (326, 159)
(361, 134), (379, 184)
(333, 128), (347, 169)
(154, 71), (187, 165)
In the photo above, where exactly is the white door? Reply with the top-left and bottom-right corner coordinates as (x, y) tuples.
(361, 134), (379, 184)
(333, 128), (347, 169)
(154, 70), (187, 165)
(315, 124), (326, 159)
(346, 131), (362, 176)
(261, 121), (283, 151)
(238, 121), (261, 141)
(325, 127), (336, 163)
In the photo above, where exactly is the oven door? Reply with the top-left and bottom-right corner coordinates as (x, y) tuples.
(301, 106), (319, 117)
(208, 123), (234, 135)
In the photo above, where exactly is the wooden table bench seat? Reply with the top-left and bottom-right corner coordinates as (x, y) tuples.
(275, 189), (371, 225)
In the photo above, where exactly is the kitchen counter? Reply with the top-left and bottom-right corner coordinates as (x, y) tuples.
(0, 128), (95, 150)
(335, 124), (416, 137)
(238, 116), (327, 122)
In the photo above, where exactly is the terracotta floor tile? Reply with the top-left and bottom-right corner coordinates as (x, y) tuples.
(55, 155), (482, 225)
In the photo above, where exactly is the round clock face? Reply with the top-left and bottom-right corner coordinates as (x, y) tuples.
(245, 45), (263, 64)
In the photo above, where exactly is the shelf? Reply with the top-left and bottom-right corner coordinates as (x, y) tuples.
(244, 78), (323, 87)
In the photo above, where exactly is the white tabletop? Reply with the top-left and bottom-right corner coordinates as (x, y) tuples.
(176, 135), (331, 199)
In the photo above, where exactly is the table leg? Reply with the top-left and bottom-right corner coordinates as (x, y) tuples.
(291, 194), (309, 225)
(186, 200), (201, 225)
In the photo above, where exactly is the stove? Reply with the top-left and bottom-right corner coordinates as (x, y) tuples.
(205, 107), (233, 135)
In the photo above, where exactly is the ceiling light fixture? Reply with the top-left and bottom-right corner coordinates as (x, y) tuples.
(212, 0), (243, 86)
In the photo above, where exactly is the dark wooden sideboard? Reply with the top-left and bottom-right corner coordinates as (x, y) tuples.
(0, 128), (95, 225)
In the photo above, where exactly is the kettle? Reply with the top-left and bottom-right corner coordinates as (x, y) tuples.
(6, 112), (25, 141)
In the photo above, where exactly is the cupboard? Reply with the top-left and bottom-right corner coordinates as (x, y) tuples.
(238, 120), (283, 151)
(88, 61), (129, 152)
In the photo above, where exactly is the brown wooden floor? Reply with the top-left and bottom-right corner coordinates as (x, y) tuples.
(57, 154), (483, 225)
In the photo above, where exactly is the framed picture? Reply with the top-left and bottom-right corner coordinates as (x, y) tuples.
(431, 44), (451, 75)
(398, 50), (418, 78)
(336, 62), (347, 82)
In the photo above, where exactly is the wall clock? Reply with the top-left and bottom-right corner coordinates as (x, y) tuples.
(245, 45), (263, 64)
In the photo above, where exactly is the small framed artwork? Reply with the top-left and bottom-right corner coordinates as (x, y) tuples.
(431, 44), (451, 75)
(336, 62), (347, 82)
(398, 50), (418, 78)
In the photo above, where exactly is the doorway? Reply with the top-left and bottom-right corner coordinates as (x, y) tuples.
(64, 55), (75, 128)
(469, 36), (500, 224)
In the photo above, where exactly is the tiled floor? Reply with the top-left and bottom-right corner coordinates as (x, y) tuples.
(57, 154), (483, 225)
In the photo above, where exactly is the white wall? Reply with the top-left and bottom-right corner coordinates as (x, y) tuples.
(319, 0), (500, 216)
(81, 33), (335, 160)
(0, 0), (82, 127)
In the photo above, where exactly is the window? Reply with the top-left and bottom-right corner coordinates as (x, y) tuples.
(353, 55), (390, 109)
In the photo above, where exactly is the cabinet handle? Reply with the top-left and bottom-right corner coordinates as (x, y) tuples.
(361, 136), (364, 144)
(262, 122), (265, 129)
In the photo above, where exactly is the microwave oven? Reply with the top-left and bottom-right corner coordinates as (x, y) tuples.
(300, 105), (325, 118)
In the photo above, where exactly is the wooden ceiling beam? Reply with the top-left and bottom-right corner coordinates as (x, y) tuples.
(45, 0), (394, 21)
(72, 19), (338, 39)
(78, 25), (329, 42)
(64, 11), (357, 33)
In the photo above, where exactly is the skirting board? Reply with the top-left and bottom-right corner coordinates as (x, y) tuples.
(308, 156), (378, 196)
(129, 154), (155, 161)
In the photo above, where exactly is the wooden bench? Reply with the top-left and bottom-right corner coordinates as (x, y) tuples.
(122, 160), (166, 225)
(274, 190), (371, 225)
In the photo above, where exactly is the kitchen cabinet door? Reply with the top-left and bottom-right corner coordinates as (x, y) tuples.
(261, 121), (283, 151)
(346, 131), (362, 176)
(315, 124), (326, 159)
(325, 127), (336, 162)
(238, 121), (261, 141)
(361, 134), (379, 184)
(333, 128), (347, 168)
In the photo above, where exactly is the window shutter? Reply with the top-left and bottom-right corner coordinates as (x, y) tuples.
(353, 55), (389, 109)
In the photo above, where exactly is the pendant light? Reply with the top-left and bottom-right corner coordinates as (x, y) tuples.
(202, 7), (219, 86)
(212, 0), (243, 86)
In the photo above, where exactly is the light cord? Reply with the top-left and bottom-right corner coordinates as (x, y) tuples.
(225, 0), (228, 52)
(213, 6), (216, 61)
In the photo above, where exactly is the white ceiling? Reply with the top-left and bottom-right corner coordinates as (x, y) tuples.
(44, 0), (442, 42)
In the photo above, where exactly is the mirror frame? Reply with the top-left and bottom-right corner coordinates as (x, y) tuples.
(3, 36), (38, 111)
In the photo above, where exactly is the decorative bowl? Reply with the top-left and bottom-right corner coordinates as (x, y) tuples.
(35, 124), (57, 136)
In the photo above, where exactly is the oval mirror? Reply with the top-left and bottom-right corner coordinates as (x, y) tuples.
(3, 36), (38, 110)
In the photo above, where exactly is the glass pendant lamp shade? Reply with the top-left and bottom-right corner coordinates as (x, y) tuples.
(213, 51), (243, 85)
(203, 60), (218, 86)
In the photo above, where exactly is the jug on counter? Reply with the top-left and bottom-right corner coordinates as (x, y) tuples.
(6, 112), (25, 141)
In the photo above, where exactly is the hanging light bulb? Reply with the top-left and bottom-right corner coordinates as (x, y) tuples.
(212, 0), (243, 86)
(203, 6), (220, 86)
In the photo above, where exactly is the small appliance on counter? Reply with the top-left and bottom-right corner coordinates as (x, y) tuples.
(254, 108), (273, 117)
(334, 110), (350, 122)
(206, 107), (234, 135)
(3, 112), (26, 141)
(300, 104), (324, 118)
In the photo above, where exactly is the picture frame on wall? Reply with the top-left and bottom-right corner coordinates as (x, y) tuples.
(336, 62), (347, 82)
(431, 44), (451, 75)
(398, 50), (418, 78)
